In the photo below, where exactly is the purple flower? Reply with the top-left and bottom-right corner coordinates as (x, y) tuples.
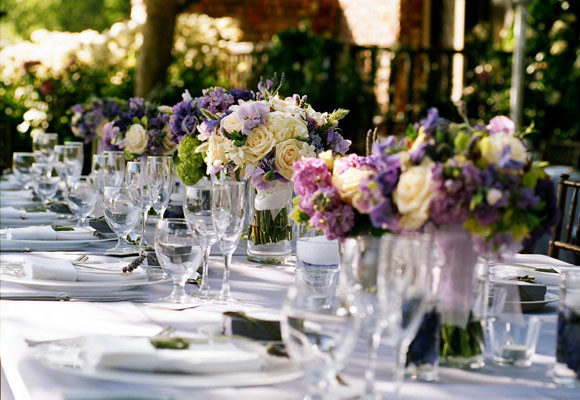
(418, 107), (446, 134)
(310, 203), (355, 241)
(327, 129), (351, 155)
(369, 199), (401, 231)
(247, 153), (286, 190)
(170, 98), (201, 143)
(498, 144), (525, 170)
(229, 89), (255, 103)
(102, 122), (121, 151)
(236, 102), (269, 135)
(487, 116), (515, 135)
(291, 157), (332, 197)
(334, 154), (377, 174)
(198, 87), (234, 115)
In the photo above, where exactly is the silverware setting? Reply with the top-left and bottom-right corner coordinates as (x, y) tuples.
(0, 292), (150, 302)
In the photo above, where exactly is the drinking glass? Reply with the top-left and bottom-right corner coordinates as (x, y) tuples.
(103, 186), (141, 254)
(211, 181), (246, 304)
(32, 132), (58, 163)
(554, 271), (580, 387)
(377, 233), (433, 400)
(103, 151), (125, 186)
(148, 156), (173, 219)
(184, 180), (218, 299)
(30, 163), (59, 204)
(65, 176), (98, 226)
(53, 145), (67, 178)
(155, 218), (203, 303)
(12, 152), (35, 186)
(64, 142), (84, 178)
(281, 284), (362, 400)
(341, 236), (386, 399)
(91, 154), (106, 192)
(126, 160), (154, 247)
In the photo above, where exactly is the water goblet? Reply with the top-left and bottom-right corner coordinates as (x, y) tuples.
(148, 156), (173, 219)
(281, 284), (362, 400)
(12, 152), (35, 187)
(377, 233), (433, 400)
(211, 181), (246, 304)
(184, 180), (218, 299)
(155, 218), (203, 303)
(64, 142), (84, 178)
(126, 160), (154, 247)
(65, 176), (98, 226)
(30, 162), (59, 204)
(32, 132), (58, 163)
(91, 154), (106, 192)
(103, 186), (141, 255)
(103, 151), (125, 186)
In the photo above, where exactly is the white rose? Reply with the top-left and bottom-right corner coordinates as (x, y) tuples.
(275, 139), (315, 180)
(486, 188), (503, 206)
(124, 124), (148, 155)
(161, 126), (177, 155)
(266, 111), (308, 142)
(484, 134), (528, 166)
(157, 105), (173, 114)
(204, 132), (231, 169)
(220, 112), (243, 133)
(269, 96), (303, 116)
(306, 105), (327, 125)
(96, 120), (107, 139)
(332, 166), (374, 205)
(244, 125), (275, 165)
(393, 162), (434, 230)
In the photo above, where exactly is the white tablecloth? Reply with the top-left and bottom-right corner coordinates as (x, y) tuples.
(1, 250), (579, 400)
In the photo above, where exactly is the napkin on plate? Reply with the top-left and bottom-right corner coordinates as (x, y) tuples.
(1, 207), (57, 220)
(1, 189), (33, 200)
(22, 255), (147, 282)
(6, 225), (96, 240)
(0, 179), (21, 190)
(85, 336), (262, 374)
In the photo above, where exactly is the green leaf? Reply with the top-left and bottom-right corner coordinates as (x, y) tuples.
(24, 206), (48, 213)
(200, 108), (219, 121)
(405, 124), (418, 141)
(150, 337), (190, 350)
(228, 131), (248, 147)
(51, 225), (74, 232)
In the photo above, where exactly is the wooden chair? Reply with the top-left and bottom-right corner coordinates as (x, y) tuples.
(548, 174), (580, 260)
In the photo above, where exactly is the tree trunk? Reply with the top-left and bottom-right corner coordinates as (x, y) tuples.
(135, 0), (180, 98)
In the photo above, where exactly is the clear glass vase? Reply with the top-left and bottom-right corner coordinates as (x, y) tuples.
(436, 228), (488, 370)
(246, 182), (293, 264)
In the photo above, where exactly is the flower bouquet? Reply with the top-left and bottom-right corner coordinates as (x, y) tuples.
(70, 97), (126, 153)
(176, 75), (351, 263)
(291, 108), (559, 369)
(102, 97), (176, 159)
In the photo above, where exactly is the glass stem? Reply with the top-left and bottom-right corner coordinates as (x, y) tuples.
(364, 330), (382, 398)
(170, 280), (187, 302)
(199, 245), (211, 293)
(220, 252), (233, 299)
(140, 208), (149, 246)
(393, 339), (407, 400)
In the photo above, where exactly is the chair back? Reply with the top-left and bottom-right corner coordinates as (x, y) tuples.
(548, 174), (580, 260)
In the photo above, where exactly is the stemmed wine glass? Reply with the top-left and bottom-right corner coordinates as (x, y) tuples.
(155, 218), (203, 303)
(32, 133), (58, 164)
(377, 233), (433, 400)
(126, 160), (154, 247)
(147, 156), (173, 219)
(281, 283), (362, 400)
(12, 152), (35, 188)
(91, 154), (106, 192)
(184, 179), (218, 299)
(30, 163), (59, 204)
(211, 181), (246, 304)
(64, 176), (98, 226)
(64, 142), (84, 178)
(341, 236), (386, 399)
(103, 151), (125, 186)
(103, 186), (141, 255)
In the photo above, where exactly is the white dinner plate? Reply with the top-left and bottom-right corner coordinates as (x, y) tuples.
(490, 263), (561, 287)
(0, 237), (116, 252)
(0, 214), (75, 228)
(507, 292), (559, 312)
(32, 337), (302, 388)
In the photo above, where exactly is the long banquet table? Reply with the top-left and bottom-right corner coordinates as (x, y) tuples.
(1, 243), (580, 400)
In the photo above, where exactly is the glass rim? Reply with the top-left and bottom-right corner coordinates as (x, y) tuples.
(156, 218), (191, 228)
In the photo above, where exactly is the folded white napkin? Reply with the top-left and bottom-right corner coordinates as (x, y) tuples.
(85, 336), (262, 374)
(0, 179), (21, 190)
(22, 255), (147, 282)
(1, 190), (33, 200)
(6, 225), (96, 240)
(1, 207), (57, 220)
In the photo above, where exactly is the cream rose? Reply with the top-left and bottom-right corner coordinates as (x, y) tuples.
(96, 120), (107, 139)
(204, 133), (230, 169)
(332, 166), (374, 205)
(266, 111), (308, 142)
(124, 124), (148, 155)
(482, 134), (528, 166)
(161, 126), (177, 155)
(270, 96), (304, 116)
(220, 112), (243, 133)
(393, 162), (434, 230)
(244, 125), (275, 165)
(275, 139), (315, 180)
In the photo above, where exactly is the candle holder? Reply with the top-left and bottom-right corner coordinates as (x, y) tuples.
(489, 316), (541, 367)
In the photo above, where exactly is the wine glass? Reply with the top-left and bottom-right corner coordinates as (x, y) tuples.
(64, 142), (84, 178)
(377, 233), (433, 400)
(30, 162), (59, 204)
(341, 236), (386, 399)
(103, 186), (141, 254)
(32, 132), (58, 163)
(155, 218), (203, 303)
(65, 176), (98, 226)
(103, 151), (125, 186)
(91, 154), (106, 192)
(12, 152), (35, 187)
(148, 156), (173, 219)
(211, 181), (246, 304)
(281, 284), (362, 400)
(184, 179), (218, 299)
(126, 160), (154, 247)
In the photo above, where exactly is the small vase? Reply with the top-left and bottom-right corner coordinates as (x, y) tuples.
(247, 182), (293, 264)
(436, 228), (488, 370)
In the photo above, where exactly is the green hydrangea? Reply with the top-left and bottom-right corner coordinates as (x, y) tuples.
(175, 135), (205, 186)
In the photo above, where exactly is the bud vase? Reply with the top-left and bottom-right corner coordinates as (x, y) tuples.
(247, 182), (293, 264)
(436, 228), (488, 370)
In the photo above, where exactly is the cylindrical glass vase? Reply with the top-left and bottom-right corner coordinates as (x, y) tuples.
(247, 182), (293, 264)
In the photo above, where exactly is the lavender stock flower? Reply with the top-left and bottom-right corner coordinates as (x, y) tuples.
(198, 87), (234, 114)
(171, 98), (201, 143)
(237, 102), (269, 135)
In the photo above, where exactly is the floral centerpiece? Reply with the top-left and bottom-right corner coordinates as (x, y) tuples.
(175, 76), (351, 263)
(102, 97), (176, 159)
(70, 97), (126, 153)
(291, 108), (559, 368)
